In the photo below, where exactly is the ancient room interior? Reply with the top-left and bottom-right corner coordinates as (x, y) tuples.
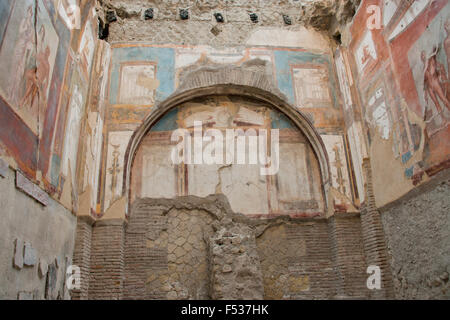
(0, 0), (448, 300)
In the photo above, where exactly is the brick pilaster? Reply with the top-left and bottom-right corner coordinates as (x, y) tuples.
(360, 159), (394, 298)
(72, 215), (95, 300)
(89, 219), (126, 300)
(328, 213), (368, 299)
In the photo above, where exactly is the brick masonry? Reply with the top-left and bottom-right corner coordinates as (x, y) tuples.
(72, 216), (94, 300)
(89, 219), (126, 300)
(360, 159), (394, 299)
(329, 213), (368, 298)
(79, 193), (392, 300)
(71, 165), (450, 301)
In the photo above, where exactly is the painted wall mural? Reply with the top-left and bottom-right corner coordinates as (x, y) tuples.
(61, 69), (85, 193)
(0, 0), (59, 136)
(78, 18), (95, 80)
(104, 130), (134, 211)
(118, 63), (157, 105)
(0, 0), (101, 212)
(348, 0), (450, 206)
(292, 65), (333, 108)
(101, 43), (357, 215)
(130, 96), (326, 218)
(321, 134), (354, 210)
(80, 40), (111, 210)
(355, 31), (378, 74)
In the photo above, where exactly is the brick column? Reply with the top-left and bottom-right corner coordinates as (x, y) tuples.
(360, 159), (394, 299)
(89, 219), (126, 300)
(329, 213), (368, 299)
(72, 215), (95, 300)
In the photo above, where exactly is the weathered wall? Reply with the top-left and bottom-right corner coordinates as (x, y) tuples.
(2, 0), (448, 301)
(130, 95), (326, 218)
(83, 195), (371, 300)
(0, 0), (105, 213)
(0, 165), (76, 300)
(99, 0), (360, 45)
(89, 219), (126, 300)
(381, 171), (450, 299)
(124, 200), (216, 300)
(257, 221), (335, 299)
(331, 0), (450, 299)
(0, 0), (112, 299)
(339, 0), (450, 208)
(100, 39), (359, 216)
(257, 213), (369, 299)
(95, 196), (267, 300)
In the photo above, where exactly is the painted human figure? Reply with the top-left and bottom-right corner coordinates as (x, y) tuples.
(20, 27), (51, 110)
(8, 6), (35, 107)
(421, 49), (449, 115)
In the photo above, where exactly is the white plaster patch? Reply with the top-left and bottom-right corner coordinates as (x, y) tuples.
(246, 27), (330, 51)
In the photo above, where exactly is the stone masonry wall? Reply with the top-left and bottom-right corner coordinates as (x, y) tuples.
(381, 171), (450, 299)
(99, 0), (361, 45)
(359, 159), (394, 299)
(110, 195), (370, 300)
(210, 222), (264, 300)
(124, 200), (217, 300)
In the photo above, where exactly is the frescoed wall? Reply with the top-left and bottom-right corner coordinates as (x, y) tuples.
(99, 40), (358, 216)
(0, 0), (105, 300)
(0, 0), (111, 216)
(3, 0), (445, 220)
(345, 0), (450, 207)
(130, 95), (325, 217)
(0, 0), (448, 301)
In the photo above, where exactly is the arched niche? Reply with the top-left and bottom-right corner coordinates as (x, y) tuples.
(122, 64), (331, 216)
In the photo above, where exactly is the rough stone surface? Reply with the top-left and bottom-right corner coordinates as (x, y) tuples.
(89, 220), (126, 300)
(98, 0), (361, 44)
(210, 224), (264, 300)
(360, 159), (394, 299)
(328, 214), (368, 298)
(257, 220), (358, 299)
(71, 217), (94, 300)
(381, 176), (450, 299)
(88, 195), (371, 300)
